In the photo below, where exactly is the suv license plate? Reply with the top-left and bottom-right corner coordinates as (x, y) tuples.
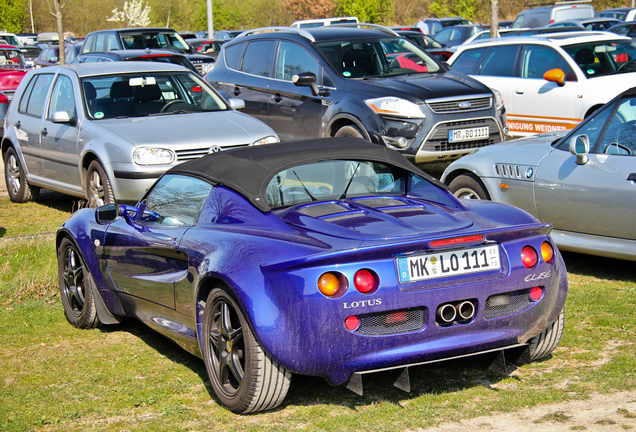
(397, 245), (500, 283)
(449, 126), (489, 143)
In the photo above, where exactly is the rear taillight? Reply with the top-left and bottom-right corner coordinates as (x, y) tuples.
(541, 241), (554, 263)
(354, 269), (378, 294)
(521, 246), (538, 268)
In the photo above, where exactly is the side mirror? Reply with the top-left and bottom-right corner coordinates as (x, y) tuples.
(96, 203), (120, 224)
(51, 111), (76, 126)
(292, 72), (330, 97)
(543, 68), (566, 87)
(569, 134), (589, 165)
(228, 98), (245, 110)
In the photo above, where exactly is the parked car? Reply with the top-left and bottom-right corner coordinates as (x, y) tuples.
(448, 31), (636, 136)
(187, 38), (226, 60)
(33, 45), (59, 67)
(20, 45), (42, 68)
(512, 2), (594, 28)
(15, 32), (37, 45)
(80, 27), (215, 75)
(545, 17), (622, 31)
(0, 32), (22, 47)
(433, 25), (485, 47)
(608, 22), (636, 39)
(291, 17), (359, 28)
(213, 30), (244, 40)
(56, 137), (568, 413)
(1, 62), (278, 206)
(206, 25), (506, 163)
(462, 26), (582, 45)
(394, 30), (456, 61)
(0, 45), (28, 136)
(420, 17), (473, 36)
(73, 49), (202, 75)
(595, 7), (636, 22)
(442, 86), (636, 261)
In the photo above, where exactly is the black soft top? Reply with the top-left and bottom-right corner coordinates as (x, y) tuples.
(167, 137), (447, 212)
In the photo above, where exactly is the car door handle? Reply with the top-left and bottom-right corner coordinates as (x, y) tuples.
(272, 94), (282, 103)
(628, 173), (636, 182)
(515, 89), (525, 95)
(233, 87), (241, 96)
(14, 121), (21, 129)
(40, 128), (48, 137)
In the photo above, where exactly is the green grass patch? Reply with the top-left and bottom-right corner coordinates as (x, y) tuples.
(0, 198), (635, 431)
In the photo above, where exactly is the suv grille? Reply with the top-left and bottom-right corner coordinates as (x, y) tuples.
(427, 96), (492, 114)
(356, 308), (426, 335)
(421, 118), (500, 152)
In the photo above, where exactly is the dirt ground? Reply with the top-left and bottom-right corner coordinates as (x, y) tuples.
(417, 390), (636, 431)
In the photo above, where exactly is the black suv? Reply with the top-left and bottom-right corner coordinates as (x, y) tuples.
(81, 27), (215, 75)
(205, 26), (507, 163)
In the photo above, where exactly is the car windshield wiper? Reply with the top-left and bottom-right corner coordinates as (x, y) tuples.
(292, 170), (317, 202)
(339, 162), (361, 200)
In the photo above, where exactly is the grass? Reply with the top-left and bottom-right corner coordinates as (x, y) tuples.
(0, 195), (635, 431)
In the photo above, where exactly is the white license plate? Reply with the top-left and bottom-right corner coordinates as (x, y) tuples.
(448, 126), (489, 143)
(397, 245), (500, 283)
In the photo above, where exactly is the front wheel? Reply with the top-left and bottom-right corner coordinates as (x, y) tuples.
(58, 237), (101, 329)
(4, 147), (39, 203)
(334, 125), (365, 139)
(85, 160), (114, 208)
(448, 174), (490, 200)
(202, 288), (291, 413)
(528, 308), (565, 361)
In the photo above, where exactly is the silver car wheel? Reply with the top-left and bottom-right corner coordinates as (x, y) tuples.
(454, 186), (482, 200)
(6, 152), (21, 195)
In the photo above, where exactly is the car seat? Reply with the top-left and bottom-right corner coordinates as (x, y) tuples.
(342, 49), (374, 78)
(574, 48), (596, 76)
(134, 84), (164, 115)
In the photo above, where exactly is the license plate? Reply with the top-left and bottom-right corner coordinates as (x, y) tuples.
(397, 245), (500, 283)
(448, 126), (489, 143)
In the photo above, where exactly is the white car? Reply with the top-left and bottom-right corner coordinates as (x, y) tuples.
(448, 31), (636, 137)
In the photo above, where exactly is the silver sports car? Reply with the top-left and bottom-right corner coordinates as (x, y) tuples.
(441, 87), (636, 261)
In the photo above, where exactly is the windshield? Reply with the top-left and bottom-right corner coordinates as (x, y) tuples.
(82, 72), (228, 120)
(0, 48), (25, 67)
(564, 39), (636, 77)
(315, 37), (441, 78)
(120, 31), (191, 53)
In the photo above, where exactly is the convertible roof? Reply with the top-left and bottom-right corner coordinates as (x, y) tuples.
(167, 137), (447, 212)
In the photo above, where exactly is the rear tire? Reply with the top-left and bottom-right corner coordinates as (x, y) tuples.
(528, 308), (565, 361)
(202, 288), (291, 413)
(4, 147), (39, 203)
(448, 173), (490, 200)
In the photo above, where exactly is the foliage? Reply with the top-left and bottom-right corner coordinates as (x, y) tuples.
(107, 0), (152, 27)
(284, 0), (336, 21)
(336, 0), (394, 24)
(429, 0), (480, 22)
(0, 0), (25, 33)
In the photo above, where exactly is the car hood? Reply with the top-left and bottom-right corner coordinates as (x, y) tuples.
(90, 110), (276, 148)
(278, 196), (474, 241)
(344, 70), (491, 102)
(441, 130), (567, 182)
(0, 70), (27, 91)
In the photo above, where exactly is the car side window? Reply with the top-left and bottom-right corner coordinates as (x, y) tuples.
(142, 174), (214, 226)
(595, 98), (636, 156)
(521, 45), (572, 80)
(451, 47), (488, 74)
(95, 33), (107, 52)
(106, 33), (119, 51)
(48, 75), (76, 119)
(275, 42), (319, 81)
(557, 101), (614, 151)
(18, 73), (54, 118)
(478, 45), (519, 77)
(224, 41), (246, 70)
(241, 40), (275, 77)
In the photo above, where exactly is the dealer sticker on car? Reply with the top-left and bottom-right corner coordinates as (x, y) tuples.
(397, 245), (500, 283)
(449, 126), (489, 143)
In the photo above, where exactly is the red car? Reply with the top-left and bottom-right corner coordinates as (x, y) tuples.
(0, 45), (28, 136)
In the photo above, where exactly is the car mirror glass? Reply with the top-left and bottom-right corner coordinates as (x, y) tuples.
(569, 134), (589, 165)
(95, 203), (120, 224)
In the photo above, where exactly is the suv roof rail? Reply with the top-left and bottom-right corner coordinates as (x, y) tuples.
(236, 27), (315, 42)
(523, 0), (591, 7)
(328, 23), (401, 37)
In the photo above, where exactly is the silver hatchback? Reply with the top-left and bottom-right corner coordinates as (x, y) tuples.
(2, 62), (278, 206)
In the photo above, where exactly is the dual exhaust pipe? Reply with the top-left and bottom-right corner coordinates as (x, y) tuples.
(436, 300), (476, 324)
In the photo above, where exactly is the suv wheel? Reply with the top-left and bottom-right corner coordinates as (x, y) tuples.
(335, 125), (364, 139)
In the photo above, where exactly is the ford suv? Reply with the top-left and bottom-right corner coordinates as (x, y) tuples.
(205, 25), (507, 163)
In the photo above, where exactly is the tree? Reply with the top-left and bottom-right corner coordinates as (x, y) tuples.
(44, 0), (68, 64)
(284, 0), (335, 20)
(107, 0), (152, 27)
(336, 0), (393, 24)
(0, 0), (25, 33)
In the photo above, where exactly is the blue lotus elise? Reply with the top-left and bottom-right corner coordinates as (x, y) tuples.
(56, 138), (567, 413)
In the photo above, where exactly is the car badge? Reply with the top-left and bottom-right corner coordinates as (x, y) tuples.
(459, 102), (472, 109)
(526, 167), (534, 179)
(209, 145), (221, 153)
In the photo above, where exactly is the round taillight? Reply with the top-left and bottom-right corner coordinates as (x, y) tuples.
(354, 269), (377, 294)
(541, 241), (554, 263)
(318, 272), (341, 297)
(345, 315), (360, 331)
(530, 286), (543, 301)
(521, 246), (538, 268)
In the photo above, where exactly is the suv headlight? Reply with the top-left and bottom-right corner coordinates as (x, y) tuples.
(199, 62), (215, 75)
(133, 147), (176, 165)
(364, 97), (426, 119)
(492, 88), (505, 111)
(252, 135), (279, 145)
